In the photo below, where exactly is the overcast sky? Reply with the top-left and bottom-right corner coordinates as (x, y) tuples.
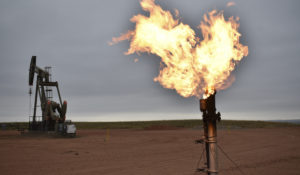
(0, 0), (300, 122)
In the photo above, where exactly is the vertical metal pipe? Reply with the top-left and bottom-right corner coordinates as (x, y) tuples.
(200, 92), (220, 175)
(207, 120), (218, 175)
(203, 118), (210, 169)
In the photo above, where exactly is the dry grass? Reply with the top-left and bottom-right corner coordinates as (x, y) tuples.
(1, 120), (298, 130)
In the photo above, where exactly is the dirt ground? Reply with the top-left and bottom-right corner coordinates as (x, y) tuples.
(0, 127), (300, 175)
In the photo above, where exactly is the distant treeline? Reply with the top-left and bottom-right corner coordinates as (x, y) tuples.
(1, 120), (299, 130)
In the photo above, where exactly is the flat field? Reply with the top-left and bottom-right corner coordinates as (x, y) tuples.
(0, 122), (299, 175)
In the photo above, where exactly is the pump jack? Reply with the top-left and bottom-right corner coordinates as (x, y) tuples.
(28, 56), (76, 136)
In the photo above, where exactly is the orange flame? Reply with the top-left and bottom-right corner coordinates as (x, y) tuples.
(112, 0), (248, 99)
(226, 2), (236, 7)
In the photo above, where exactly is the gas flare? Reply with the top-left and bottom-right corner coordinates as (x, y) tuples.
(227, 1), (236, 7)
(112, 0), (248, 98)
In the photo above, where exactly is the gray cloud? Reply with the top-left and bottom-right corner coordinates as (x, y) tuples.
(0, 0), (300, 121)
